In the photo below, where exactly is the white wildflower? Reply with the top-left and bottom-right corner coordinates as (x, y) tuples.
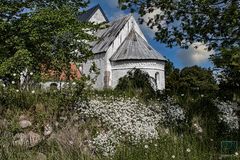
(216, 101), (239, 131)
(13, 73), (16, 77)
(235, 152), (239, 156)
(16, 89), (19, 93)
(11, 81), (15, 84)
(172, 155), (175, 159)
(193, 123), (203, 133)
(144, 145), (149, 149)
(69, 140), (73, 145)
(186, 148), (191, 153)
(78, 96), (186, 156)
(90, 131), (119, 156)
(162, 97), (185, 126)
(31, 90), (35, 94)
(81, 97), (162, 144)
(30, 72), (33, 75)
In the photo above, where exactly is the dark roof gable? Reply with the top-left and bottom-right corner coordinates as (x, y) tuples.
(78, 4), (109, 22)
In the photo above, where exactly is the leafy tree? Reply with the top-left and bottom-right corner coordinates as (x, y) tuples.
(166, 66), (218, 97)
(211, 48), (240, 100)
(180, 66), (218, 95)
(0, 0), (95, 82)
(165, 68), (180, 94)
(115, 69), (156, 100)
(118, 0), (239, 101)
(165, 58), (175, 77)
(118, 0), (240, 50)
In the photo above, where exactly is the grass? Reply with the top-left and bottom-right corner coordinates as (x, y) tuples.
(0, 86), (239, 160)
(1, 131), (239, 160)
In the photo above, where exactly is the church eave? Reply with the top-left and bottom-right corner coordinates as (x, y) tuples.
(110, 58), (166, 62)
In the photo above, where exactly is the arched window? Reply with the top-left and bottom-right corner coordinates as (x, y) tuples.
(155, 72), (160, 89)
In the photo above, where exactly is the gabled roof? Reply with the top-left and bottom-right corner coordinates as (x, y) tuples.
(91, 15), (131, 53)
(110, 29), (166, 61)
(78, 4), (109, 22)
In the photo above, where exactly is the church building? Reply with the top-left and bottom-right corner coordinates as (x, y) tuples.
(79, 5), (166, 90)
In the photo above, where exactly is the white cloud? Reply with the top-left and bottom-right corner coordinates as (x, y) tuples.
(140, 9), (214, 67)
(177, 42), (214, 66)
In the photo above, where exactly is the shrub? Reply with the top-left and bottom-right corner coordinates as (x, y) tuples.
(115, 69), (156, 100)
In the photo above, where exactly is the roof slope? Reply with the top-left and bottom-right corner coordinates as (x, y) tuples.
(110, 30), (166, 61)
(91, 15), (131, 53)
(78, 4), (109, 22)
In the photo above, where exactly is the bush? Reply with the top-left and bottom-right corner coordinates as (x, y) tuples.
(115, 69), (156, 100)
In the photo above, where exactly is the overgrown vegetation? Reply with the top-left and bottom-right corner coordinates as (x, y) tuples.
(1, 0), (240, 159)
(0, 77), (239, 159)
(115, 69), (156, 100)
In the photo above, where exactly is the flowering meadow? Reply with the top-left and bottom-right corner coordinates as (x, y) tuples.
(79, 96), (185, 156)
(0, 79), (240, 160)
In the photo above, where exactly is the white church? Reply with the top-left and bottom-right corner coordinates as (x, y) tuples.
(79, 5), (166, 90)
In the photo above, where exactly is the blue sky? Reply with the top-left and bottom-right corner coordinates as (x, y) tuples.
(88, 0), (214, 69)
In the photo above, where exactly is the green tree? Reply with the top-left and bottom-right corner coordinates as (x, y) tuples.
(165, 68), (180, 94)
(166, 66), (218, 97)
(118, 0), (240, 50)
(118, 0), (239, 100)
(211, 48), (240, 100)
(0, 0), (95, 81)
(180, 66), (218, 95)
(165, 58), (175, 77)
(115, 69), (156, 100)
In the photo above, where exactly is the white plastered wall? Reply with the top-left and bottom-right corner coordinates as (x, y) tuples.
(111, 60), (165, 90)
(82, 52), (106, 88)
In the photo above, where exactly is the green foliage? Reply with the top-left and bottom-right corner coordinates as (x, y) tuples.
(115, 69), (156, 100)
(165, 58), (175, 77)
(0, 49), (33, 76)
(0, 0), (89, 21)
(211, 48), (240, 101)
(118, 0), (240, 50)
(118, 0), (239, 103)
(166, 66), (218, 97)
(186, 97), (219, 138)
(0, 0), (96, 80)
(0, 132), (225, 160)
(0, 83), (239, 159)
(114, 134), (219, 160)
(0, 78), (89, 114)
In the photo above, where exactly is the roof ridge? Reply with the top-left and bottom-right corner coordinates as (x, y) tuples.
(110, 14), (132, 24)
